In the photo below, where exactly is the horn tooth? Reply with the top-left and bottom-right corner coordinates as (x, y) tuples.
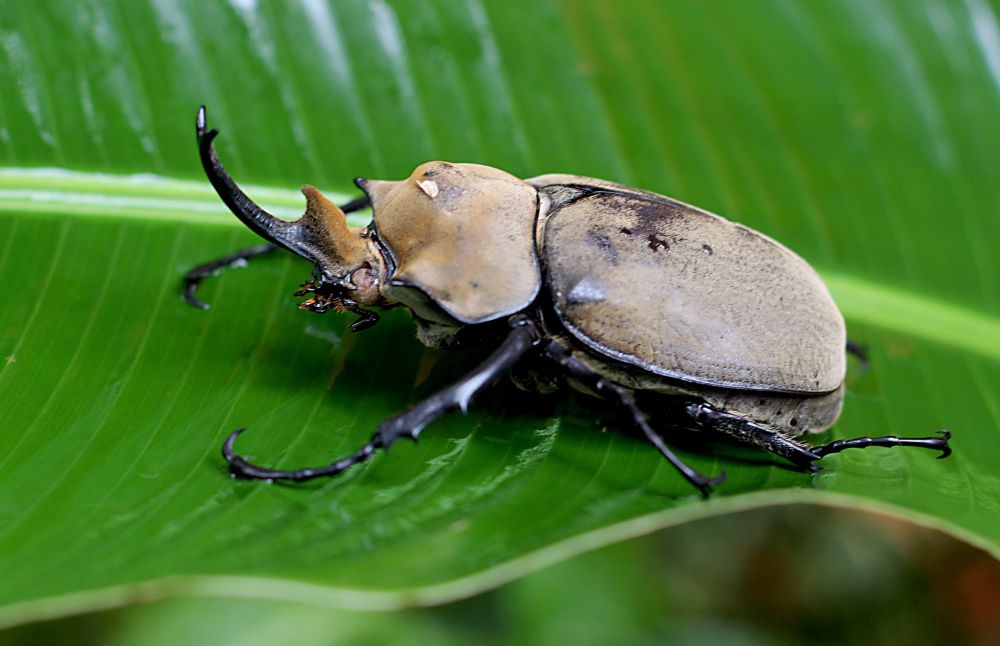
(355, 179), (400, 207)
(301, 185), (349, 232)
(300, 185), (369, 270)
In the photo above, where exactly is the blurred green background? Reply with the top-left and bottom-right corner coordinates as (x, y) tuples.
(4, 507), (1000, 645)
(2, 0), (999, 643)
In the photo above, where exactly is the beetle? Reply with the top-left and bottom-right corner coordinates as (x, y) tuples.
(186, 106), (950, 495)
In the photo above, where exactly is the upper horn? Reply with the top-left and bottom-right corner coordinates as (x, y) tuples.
(196, 106), (313, 261)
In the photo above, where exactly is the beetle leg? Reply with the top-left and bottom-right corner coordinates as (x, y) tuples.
(679, 402), (952, 469)
(333, 194), (372, 216)
(680, 401), (822, 471)
(541, 341), (725, 496)
(183, 195), (372, 309)
(183, 243), (277, 309)
(222, 315), (542, 482)
(812, 430), (951, 459)
(846, 339), (870, 372)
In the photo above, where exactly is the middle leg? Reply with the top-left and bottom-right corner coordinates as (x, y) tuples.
(541, 340), (725, 495)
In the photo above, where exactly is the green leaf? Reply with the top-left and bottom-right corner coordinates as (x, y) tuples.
(1, 0), (999, 625)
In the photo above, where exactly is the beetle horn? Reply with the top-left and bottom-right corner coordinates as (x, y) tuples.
(196, 106), (313, 260)
(354, 177), (399, 206)
(299, 185), (369, 271)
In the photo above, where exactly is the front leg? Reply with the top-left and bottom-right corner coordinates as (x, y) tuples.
(183, 243), (277, 309)
(223, 316), (541, 481)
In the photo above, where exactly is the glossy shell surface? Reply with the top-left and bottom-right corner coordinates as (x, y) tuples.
(531, 175), (846, 394)
(362, 162), (540, 324)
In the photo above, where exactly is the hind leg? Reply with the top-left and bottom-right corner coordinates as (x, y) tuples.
(812, 431), (951, 458)
(678, 401), (821, 470)
(678, 400), (951, 469)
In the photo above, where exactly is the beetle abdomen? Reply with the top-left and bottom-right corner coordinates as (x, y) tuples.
(538, 182), (845, 394)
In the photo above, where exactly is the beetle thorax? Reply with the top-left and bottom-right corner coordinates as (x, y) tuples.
(356, 161), (541, 325)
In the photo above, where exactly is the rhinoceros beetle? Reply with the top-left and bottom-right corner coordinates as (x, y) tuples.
(186, 106), (950, 495)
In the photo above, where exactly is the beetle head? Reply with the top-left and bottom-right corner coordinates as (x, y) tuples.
(287, 185), (391, 330)
(197, 107), (390, 331)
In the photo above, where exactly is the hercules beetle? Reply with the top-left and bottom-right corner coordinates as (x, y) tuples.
(186, 106), (950, 495)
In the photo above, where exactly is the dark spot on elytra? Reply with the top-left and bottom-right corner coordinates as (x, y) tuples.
(620, 227), (632, 235)
(647, 234), (669, 252)
(790, 417), (799, 428)
(702, 244), (713, 255)
(588, 231), (620, 265)
(469, 280), (480, 289)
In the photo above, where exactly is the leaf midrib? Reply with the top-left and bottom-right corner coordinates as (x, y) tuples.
(2, 167), (997, 361)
